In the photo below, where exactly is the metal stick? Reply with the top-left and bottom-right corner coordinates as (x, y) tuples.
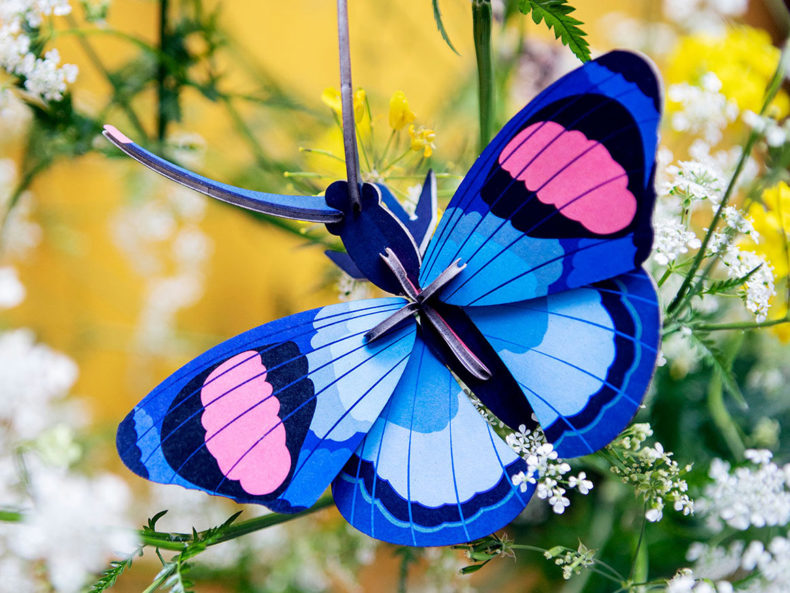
(337, 0), (362, 212)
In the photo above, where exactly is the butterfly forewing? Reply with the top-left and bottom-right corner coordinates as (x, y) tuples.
(421, 51), (661, 307)
(117, 298), (416, 513)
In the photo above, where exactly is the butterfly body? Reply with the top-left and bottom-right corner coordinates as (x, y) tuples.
(109, 50), (663, 546)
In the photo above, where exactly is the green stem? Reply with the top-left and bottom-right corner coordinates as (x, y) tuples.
(0, 509), (24, 522)
(667, 38), (790, 319)
(472, 0), (494, 153)
(156, 0), (170, 146)
(65, 14), (147, 139)
(693, 316), (790, 331)
(139, 494), (334, 551)
(0, 159), (50, 247)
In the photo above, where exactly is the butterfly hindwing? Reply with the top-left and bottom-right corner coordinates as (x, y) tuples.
(332, 328), (533, 546)
(117, 298), (416, 513)
(421, 51), (661, 306)
(464, 268), (660, 458)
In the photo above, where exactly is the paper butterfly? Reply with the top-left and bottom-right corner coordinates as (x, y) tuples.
(106, 50), (661, 547)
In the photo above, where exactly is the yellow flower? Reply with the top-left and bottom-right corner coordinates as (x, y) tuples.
(408, 125), (436, 157)
(743, 182), (790, 341)
(388, 91), (415, 131)
(746, 182), (790, 279)
(665, 26), (789, 117)
(321, 87), (342, 116)
(353, 88), (367, 122)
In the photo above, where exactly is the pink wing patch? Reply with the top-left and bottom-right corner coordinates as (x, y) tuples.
(499, 121), (636, 234)
(200, 351), (291, 495)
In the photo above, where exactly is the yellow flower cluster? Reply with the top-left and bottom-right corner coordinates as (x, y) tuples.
(318, 88), (437, 171)
(408, 125), (437, 157)
(748, 182), (790, 278)
(665, 26), (789, 117)
(746, 182), (790, 340)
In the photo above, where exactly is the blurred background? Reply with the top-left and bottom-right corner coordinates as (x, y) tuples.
(1, 1), (790, 592)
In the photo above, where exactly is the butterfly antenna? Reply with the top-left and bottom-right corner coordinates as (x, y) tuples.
(337, 0), (362, 213)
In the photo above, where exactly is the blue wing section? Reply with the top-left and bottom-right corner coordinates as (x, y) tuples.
(102, 125), (342, 223)
(116, 298), (416, 513)
(332, 329), (533, 546)
(464, 269), (659, 458)
(420, 51), (661, 306)
(378, 171), (438, 255)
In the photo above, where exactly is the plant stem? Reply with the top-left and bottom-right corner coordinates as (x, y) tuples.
(693, 316), (790, 331)
(472, 0), (494, 153)
(156, 0), (170, 146)
(138, 494), (334, 551)
(65, 14), (147, 139)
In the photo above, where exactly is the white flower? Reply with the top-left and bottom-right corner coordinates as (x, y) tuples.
(0, 266), (25, 308)
(0, 328), (78, 438)
(567, 472), (593, 494)
(697, 456), (790, 531)
(744, 449), (773, 465)
(653, 218), (701, 265)
(12, 465), (138, 593)
(667, 74), (738, 144)
(719, 246), (775, 322)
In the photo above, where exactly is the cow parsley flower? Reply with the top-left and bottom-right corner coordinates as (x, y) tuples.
(0, 1), (78, 102)
(719, 245), (774, 322)
(608, 424), (694, 522)
(543, 542), (595, 580)
(667, 74), (739, 144)
(653, 218), (702, 265)
(0, 266), (25, 308)
(507, 424), (590, 514)
(664, 159), (726, 206)
(697, 455), (790, 530)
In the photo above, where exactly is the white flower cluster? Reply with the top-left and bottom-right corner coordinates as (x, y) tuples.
(697, 450), (790, 531)
(667, 74), (739, 144)
(0, 266), (25, 308)
(671, 534), (790, 592)
(664, 158), (726, 206)
(111, 177), (213, 355)
(507, 424), (593, 514)
(665, 568), (733, 593)
(653, 218), (702, 266)
(719, 246), (775, 322)
(663, 0), (748, 34)
(743, 110), (790, 148)
(0, 272), (138, 593)
(0, 1), (78, 102)
(543, 542), (596, 580)
(608, 423), (694, 522)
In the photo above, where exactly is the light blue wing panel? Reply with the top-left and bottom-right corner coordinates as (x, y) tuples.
(332, 330), (533, 546)
(465, 269), (659, 458)
(116, 298), (416, 513)
(420, 51), (661, 306)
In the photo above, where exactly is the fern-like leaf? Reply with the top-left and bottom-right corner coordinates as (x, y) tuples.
(704, 264), (763, 295)
(432, 0), (460, 55)
(87, 550), (141, 593)
(518, 0), (590, 62)
(689, 331), (747, 409)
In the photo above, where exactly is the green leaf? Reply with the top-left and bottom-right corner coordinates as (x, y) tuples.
(146, 510), (169, 532)
(689, 331), (748, 409)
(432, 0), (460, 55)
(704, 264), (763, 295)
(517, 0), (591, 62)
(87, 553), (139, 593)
